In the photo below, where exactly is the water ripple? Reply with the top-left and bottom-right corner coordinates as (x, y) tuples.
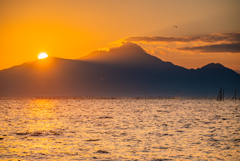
(0, 98), (239, 160)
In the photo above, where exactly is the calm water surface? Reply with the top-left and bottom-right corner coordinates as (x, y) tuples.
(0, 98), (239, 160)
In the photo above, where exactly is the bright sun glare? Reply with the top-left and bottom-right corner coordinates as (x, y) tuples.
(38, 53), (48, 59)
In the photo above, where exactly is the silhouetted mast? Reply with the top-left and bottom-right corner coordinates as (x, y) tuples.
(223, 88), (224, 101)
(217, 87), (224, 101)
(232, 89), (237, 101)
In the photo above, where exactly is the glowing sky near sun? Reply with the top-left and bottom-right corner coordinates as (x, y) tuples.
(38, 53), (48, 59)
(0, 0), (240, 71)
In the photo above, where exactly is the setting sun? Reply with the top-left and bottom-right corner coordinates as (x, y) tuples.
(38, 53), (48, 59)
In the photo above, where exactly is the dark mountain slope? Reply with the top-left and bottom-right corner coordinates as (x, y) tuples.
(149, 63), (240, 96)
(79, 42), (180, 71)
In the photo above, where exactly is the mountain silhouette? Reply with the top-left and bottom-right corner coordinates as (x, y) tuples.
(80, 42), (177, 70)
(0, 42), (239, 97)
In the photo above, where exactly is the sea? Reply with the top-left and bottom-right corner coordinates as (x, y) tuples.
(0, 98), (239, 161)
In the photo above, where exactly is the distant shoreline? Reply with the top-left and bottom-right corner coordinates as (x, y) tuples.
(0, 96), (239, 100)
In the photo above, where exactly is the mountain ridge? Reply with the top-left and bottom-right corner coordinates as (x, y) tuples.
(79, 42), (179, 70)
(0, 43), (239, 97)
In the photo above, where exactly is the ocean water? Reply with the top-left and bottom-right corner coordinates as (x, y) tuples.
(0, 98), (239, 161)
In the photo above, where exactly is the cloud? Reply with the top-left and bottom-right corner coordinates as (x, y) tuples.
(178, 43), (240, 53)
(125, 36), (195, 42)
(121, 32), (240, 54)
(105, 32), (240, 72)
(159, 51), (166, 55)
(125, 32), (240, 43)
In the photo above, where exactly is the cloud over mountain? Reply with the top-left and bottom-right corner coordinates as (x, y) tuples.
(107, 32), (240, 72)
(125, 32), (240, 43)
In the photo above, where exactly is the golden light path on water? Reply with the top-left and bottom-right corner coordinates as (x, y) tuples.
(0, 98), (239, 160)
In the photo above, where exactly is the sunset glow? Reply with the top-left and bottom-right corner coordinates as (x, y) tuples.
(0, 1), (240, 160)
(38, 53), (48, 59)
(0, 0), (240, 71)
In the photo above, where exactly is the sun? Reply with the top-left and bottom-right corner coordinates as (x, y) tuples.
(38, 53), (48, 59)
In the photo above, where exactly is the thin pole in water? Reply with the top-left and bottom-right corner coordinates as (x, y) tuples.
(232, 89), (237, 101)
(223, 88), (224, 101)
(217, 87), (223, 101)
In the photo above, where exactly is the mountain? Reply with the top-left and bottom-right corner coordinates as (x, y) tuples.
(235, 70), (240, 74)
(79, 42), (178, 70)
(0, 42), (239, 97)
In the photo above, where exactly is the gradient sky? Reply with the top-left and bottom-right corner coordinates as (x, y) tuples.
(1, 0), (240, 71)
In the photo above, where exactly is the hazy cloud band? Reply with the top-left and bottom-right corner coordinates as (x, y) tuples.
(125, 32), (240, 43)
(123, 32), (240, 53)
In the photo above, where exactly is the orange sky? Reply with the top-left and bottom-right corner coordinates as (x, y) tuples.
(1, 0), (240, 71)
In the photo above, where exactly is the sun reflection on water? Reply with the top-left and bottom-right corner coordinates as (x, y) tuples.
(25, 99), (57, 132)
(11, 99), (67, 159)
